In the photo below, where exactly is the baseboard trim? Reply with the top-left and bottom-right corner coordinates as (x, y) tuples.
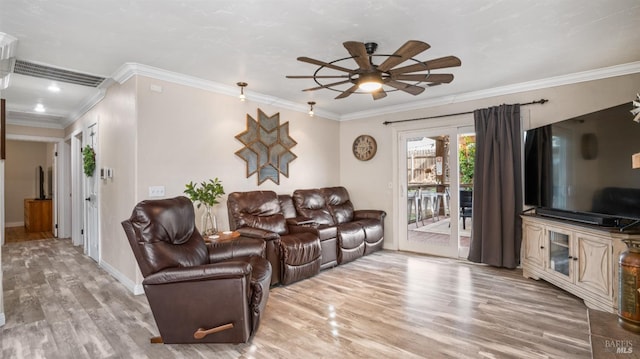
(5, 221), (24, 227)
(0, 312), (5, 326)
(100, 260), (144, 296)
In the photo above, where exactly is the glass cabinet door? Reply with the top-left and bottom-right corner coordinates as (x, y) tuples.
(547, 230), (570, 278)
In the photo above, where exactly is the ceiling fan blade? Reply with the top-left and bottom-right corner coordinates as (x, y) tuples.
(302, 80), (352, 92)
(297, 57), (354, 73)
(335, 84), (360, 99)
(372, 88), (387, 100)
(343, 41), (373, 71)
(393, 73), (454, 83)
(377, 40), (431, 72)
(389, 56), (462, 75)
(385, 80), (425, 95)
(286, 75), (350, 79)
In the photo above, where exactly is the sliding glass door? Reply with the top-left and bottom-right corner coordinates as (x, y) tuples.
(398, 126), (474, 258)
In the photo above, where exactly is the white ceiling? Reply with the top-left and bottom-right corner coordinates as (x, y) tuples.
(1, 0), (639, 128)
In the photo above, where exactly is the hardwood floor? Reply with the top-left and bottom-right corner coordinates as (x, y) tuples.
(1, 238), (593, 358)
(4, 226), (54, 243)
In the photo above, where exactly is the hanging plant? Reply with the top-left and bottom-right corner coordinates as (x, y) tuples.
(82, 145), (96, 177)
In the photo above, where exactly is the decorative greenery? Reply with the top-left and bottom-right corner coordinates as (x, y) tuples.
(459, 137), (475, 185)
(82, 145), (96, 177)
(184, 178), (225, 208)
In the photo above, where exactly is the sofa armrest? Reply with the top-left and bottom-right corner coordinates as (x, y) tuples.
(236, 227), (280, 241)
(354, 210), (387, 221)
(287, 224), (319, 235)
(286, 217), (316, 226)
(207, 237), (266, 263)
(143, 261), (252, 285)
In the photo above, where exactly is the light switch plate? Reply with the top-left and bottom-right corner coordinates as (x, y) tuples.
(149, 186), (165, 197)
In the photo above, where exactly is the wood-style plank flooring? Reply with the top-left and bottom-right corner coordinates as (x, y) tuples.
(1, 238), (593, 358)
(4, 226), (54, 243)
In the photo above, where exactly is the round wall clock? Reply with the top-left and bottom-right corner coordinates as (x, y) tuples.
(352, 135), (377, 161)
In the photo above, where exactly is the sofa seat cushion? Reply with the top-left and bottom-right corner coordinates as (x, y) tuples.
(280, 233), (321, 266)
(279, 232), (321, 285)
(337, 222), (365, 249)
(353, 219), (384, 244)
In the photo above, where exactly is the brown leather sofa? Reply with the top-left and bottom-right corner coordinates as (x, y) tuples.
(122, 196), (271, 344)
(293, 186), (386, 265)
(227, 190), (322, 286)
(227, 187), (385, 281)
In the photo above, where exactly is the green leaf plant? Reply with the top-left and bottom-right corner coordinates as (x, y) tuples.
(82, 145), (96, 177)
(183, 178), (225, 208)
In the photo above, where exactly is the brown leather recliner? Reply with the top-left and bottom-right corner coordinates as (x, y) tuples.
(293, 186), (386, 265)
(121, 196), (271, 344)
(227, 190), (322, 285)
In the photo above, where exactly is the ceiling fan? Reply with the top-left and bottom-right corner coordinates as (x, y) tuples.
(286, 40), (461, 100)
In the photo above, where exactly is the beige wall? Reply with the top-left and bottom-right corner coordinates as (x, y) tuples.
(4, 140), (48, 225)
(68, 78), (140, 286)
(135, 76), (340, 232)
(339, 73), (640, 250)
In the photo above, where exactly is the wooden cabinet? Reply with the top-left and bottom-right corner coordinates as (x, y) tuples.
(522, 220), (545, 269)
(522, 215), (635, 313)
(24, 199), (52, 233)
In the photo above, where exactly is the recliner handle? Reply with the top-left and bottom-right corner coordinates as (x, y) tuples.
(193, 323), (234, 339)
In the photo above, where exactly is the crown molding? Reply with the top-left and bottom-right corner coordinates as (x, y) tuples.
(340, 61), (640, 121)
(0, 32), (17, 60)
(6, 111), (65, 129)
(61, 88), (107, 128)
(103, 61), (640, 123)
(7, 133), (64, 142)
(111, 63), (341, 120)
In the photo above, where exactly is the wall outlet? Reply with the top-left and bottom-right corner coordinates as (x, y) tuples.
(149, 186), (165, 197)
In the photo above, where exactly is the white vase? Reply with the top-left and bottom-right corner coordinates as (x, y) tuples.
(201, 205), (218, 236)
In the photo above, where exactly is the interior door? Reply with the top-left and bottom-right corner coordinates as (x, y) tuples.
(84, 124), (99, 262)
(52, 142), (58, 237)
(398, 128), (459, 258)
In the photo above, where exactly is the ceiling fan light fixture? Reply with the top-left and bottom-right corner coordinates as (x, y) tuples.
(357, 73), (382, 92)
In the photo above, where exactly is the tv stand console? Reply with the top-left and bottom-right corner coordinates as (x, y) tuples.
(521, 215), (640, 313)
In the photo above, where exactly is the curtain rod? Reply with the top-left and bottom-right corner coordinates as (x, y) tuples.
(382, 99), (549, 125)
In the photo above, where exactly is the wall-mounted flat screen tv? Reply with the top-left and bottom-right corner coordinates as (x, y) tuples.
(524, 102), (640, 224)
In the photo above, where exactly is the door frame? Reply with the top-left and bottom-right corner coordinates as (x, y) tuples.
(397, 127), (460, 258)
(82, 123), (99, 262)
(70, 130), (84, 247)
(4, 134), (66, 242)
(390, 114), (474, 257)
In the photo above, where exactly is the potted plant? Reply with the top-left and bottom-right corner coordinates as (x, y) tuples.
(184, 178), (225, 236)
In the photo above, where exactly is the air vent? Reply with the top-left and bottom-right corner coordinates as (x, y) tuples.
(13, 59), (105, 87)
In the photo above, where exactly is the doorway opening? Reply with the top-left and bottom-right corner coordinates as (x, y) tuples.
(399, 126), (475, 258)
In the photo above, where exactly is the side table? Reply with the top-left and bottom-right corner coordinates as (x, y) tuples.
(206, 231), (240, 243)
